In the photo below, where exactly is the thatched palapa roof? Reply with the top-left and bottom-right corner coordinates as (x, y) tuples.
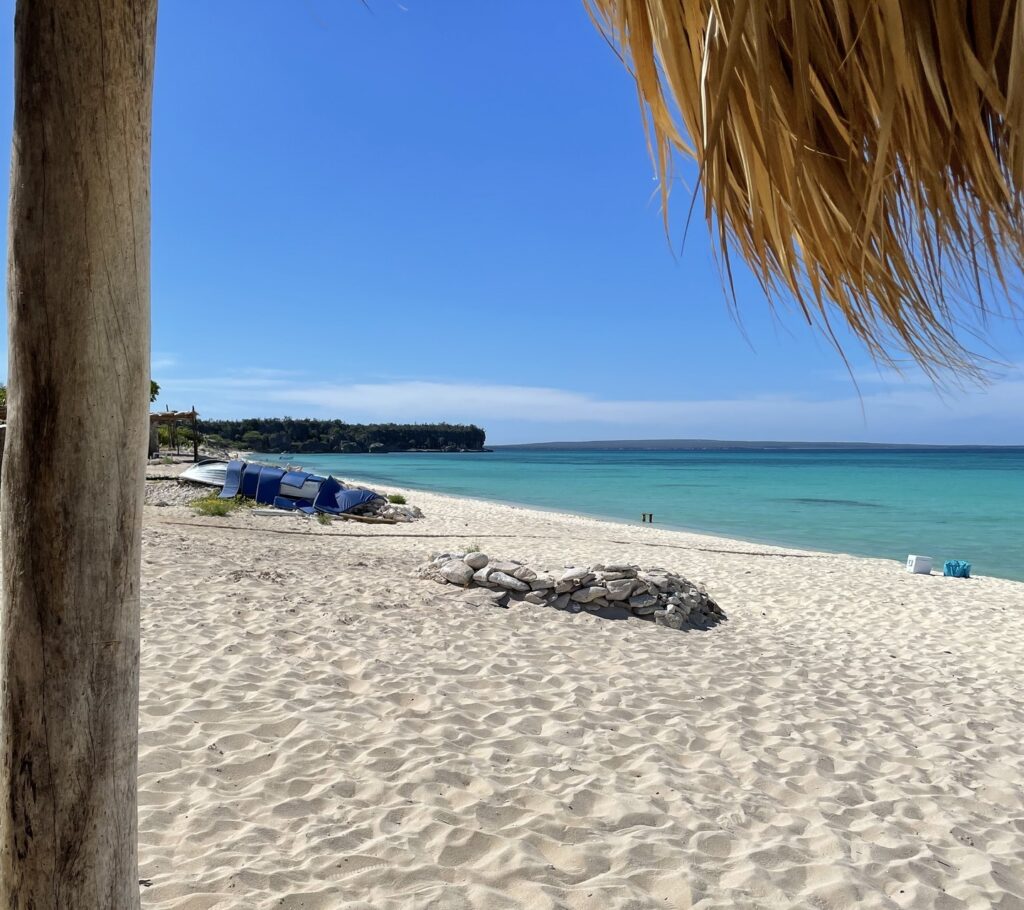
(586, 0), (1024, 375)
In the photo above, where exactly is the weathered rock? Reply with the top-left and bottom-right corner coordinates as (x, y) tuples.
(472, 566), (494, 586)
(417, 562), (447, 583)
(597, 570), (633, 582)
(655, 609), (685, 629)
(434, 552), (466, 563)
(554, 581), (575, 595)
(571, 586), (608, 604)
(633, 603), (659, 616)
(381, 505), (417, 522)
(489, 560), (522, 575)
(529, 575), (555, 590)
(489, 571), (530, 592)
(464, 552), (489, 570)
(604, 563), (638, 573)
(440, 560), (475, 587)
(460, 588), (507, 609)
(524, 591), (547, 605)
(629, 592), (659, 610)
(638, 573), (669, 590)
(558, 568), (594, 586)
(551, 592), (571, 610)
(604, 578), (636, 601)
(512, 565), (538, 582)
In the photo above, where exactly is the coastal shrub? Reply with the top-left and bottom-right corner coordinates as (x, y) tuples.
(387, 493), (407, 504)
(316, 513), (332, 526)
(192, 491), (250, 517)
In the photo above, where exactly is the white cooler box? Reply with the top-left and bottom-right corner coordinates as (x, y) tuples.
(906, 555), (933, 574)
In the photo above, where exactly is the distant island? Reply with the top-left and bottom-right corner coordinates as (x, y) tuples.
(198, 419), (487, 454)
(496, 438), (1023, 451)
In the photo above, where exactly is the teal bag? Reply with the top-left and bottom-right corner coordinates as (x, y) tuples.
(943, 560), (971, 578)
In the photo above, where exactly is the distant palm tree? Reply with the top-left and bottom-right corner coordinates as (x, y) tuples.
(4, 2), (1023, 906)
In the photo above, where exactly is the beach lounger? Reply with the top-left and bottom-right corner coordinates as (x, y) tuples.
(219, 460), (246, 499)
(240, 463), (262, 499)
(255, 467), (286, 505)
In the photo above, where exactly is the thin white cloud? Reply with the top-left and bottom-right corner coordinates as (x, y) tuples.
(152, 372), (1024, 445)
(151, 352), (179, 371)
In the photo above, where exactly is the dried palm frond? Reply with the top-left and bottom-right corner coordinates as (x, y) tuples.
(585, 0), (1024, 376)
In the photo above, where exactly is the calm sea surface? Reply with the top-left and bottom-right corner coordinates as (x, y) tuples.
(259, 448), (1024, 582)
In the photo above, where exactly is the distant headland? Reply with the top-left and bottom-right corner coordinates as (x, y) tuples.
(495, 438), (1024, 451)
(198, 419), (487, 454)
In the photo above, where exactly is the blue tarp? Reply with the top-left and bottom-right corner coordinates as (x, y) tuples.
(281, 470), (311, 488)
(335, 488), (381, 513)
(312, 476), (344, 514)
(240, 463), (262, 499)
(255, 467), (286, 505)
(219, 460), (245, 499)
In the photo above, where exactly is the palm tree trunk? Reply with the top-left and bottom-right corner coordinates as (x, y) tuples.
(1, 1), (156, 906)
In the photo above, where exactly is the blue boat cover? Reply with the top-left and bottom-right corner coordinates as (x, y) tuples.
(313, 476), (345, 514)
(335, 488), (381, 513)
(256, 467), (286, 505)
(281, 470), (311, 488)
(219, 460), (246, 499)
(273, 496), (316, 516)
(240, 463), (262, 499)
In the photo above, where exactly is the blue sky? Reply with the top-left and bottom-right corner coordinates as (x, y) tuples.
(1, 0), (1022, 444)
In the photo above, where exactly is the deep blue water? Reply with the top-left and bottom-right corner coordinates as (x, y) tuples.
(257, 448), (1024, 582)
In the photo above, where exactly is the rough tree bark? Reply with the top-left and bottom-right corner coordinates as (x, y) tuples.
(1, 1), (157, 906)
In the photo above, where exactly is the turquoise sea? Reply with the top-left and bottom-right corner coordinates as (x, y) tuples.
(260, 448), (1024, 582)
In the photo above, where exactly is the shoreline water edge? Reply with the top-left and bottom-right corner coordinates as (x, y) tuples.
(247, 448), (1024, 583)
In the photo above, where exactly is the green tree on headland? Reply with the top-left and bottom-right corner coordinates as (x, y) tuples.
(200, 418), (486, 453)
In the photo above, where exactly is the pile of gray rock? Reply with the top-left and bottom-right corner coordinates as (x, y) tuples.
(378, 503), (424, 523)
(419, 552), (724, 630)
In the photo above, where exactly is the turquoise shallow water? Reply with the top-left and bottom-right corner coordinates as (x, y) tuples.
(258, 448), (1024, 582)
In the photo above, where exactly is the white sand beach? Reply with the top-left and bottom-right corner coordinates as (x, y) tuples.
(138, 483), (1024, 909)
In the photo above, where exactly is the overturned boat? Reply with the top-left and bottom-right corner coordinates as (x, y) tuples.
(183, 458), (386, 517)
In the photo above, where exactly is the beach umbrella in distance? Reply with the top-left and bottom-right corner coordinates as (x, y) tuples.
(584, 0), (1024, 377)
